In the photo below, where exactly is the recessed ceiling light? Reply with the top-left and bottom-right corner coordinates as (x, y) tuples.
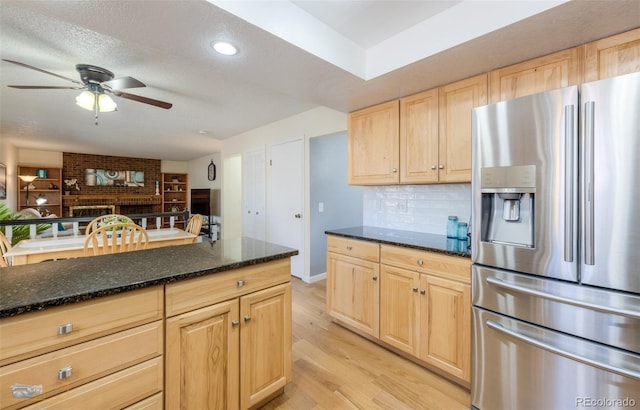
(212, 41), (238, 56)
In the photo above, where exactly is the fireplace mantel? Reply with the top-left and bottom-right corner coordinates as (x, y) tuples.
(62, 194), (162, 217)
(62, 194), (162, 206)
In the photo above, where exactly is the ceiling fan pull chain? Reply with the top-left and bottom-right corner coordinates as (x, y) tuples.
(94, 92), (99, 125)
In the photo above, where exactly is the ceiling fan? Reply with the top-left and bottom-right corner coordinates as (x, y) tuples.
(2, 59), (172, 124)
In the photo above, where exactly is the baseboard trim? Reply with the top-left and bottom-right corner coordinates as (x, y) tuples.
(308, 272), (326, 283)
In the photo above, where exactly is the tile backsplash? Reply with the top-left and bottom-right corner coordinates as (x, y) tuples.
(363, 184), (471, 235)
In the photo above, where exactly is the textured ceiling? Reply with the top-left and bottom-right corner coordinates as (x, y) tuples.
(1, 0), (639, 161)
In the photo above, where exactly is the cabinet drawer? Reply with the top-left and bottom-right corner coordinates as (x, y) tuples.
(0, 321), (163, 409)
(327, 236), (379, 262)
(22, 357), (163, 410)
(0, 287), (163, 366)
(166, 259), (291, 316)
(125, 392), (163, 410)
(380, 245), (470, 283)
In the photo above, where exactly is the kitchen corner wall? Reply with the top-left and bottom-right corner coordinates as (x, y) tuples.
(363, 184), (471, 235)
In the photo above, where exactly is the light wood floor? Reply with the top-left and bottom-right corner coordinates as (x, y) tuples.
(260, 278), (471, 410)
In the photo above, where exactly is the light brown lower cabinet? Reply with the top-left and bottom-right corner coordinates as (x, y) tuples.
(418, 274), (470, 382)
(0, 259), (293, 410)
(165, 260), (292, 410)
(327, 235), (471, 385)
(166, 299), (240, 410)
(379, 263), (470, 382)
(0, 287), (164, 410)
(380, 244), (471, 383)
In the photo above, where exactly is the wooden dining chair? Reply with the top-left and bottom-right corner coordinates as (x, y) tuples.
(84, 223), (149, 256)
(0, 231), (12, 267)
(85, 214), (133, 235)
(185, 214), (203, 241)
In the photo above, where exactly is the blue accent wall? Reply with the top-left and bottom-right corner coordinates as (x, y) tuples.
(310, 133), (363, 277)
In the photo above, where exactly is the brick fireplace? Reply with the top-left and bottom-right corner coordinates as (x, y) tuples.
(62, 152), (162, 217)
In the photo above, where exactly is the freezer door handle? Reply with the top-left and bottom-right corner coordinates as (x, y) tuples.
(584, 101), (595, 265)
(486, 319), (640, 380)
(564, 104), (575, 263)
(485, 276), (640, 319)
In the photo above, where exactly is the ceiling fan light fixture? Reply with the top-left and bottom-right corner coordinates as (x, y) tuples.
(98, 93), (117, 112)
(75, 89), (117, 113)
(75, 90), (96, 111)
(212, 41), (238, 56)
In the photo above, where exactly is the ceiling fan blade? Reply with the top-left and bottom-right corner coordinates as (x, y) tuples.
(8, 85), (84, 90)
(2, 59), (83, 85)
(111, 90), (172, 109)
(101, 76), (146, 90)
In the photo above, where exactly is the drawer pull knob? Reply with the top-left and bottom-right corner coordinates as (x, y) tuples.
(346, 246), (353, 251)
(372, 276), (378, 281)
(244, 316), (251, 323)
(417, 259), (424, 266)
(231, 320), (240, 327)
(420, 289), (426, 295)
(11, 384), (43, 399)
(58, 323), (73, 335)
(412, 287), (419, 292)
(58, 366), (72, 380)
(237, 280), (245, 287)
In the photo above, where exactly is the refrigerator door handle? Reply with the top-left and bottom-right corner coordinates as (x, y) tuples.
(485, 319), (640, 380)
(584, 101), (595, 265)
(564, 104), (575, 263)
(485, 276), (640, 319)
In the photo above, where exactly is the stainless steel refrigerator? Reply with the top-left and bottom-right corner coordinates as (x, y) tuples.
(471, 72), (640, 409)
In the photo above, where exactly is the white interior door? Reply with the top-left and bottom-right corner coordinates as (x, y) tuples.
(269, 139), (304, 279)
(242, 147), (265, 240)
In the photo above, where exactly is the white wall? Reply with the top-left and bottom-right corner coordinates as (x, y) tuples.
(223, 155), (242, 239)
(220, 106), (348, 277)
(188, 153), (222, 190)
(0, 135), (18, 209)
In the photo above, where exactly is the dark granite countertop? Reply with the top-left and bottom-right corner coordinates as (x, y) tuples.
(0, 237), (298, 319)
(325, 226), (471, 258)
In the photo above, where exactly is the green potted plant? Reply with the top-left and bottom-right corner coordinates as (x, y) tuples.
(0, 202), (49, 245)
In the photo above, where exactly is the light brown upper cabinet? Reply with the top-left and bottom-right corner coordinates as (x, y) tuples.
(399, 88), (439, 184)
(348, 100), (400, 185)
(489, 47), (583, 103)
(437, 74), (487, 183)
(350, 74), (486, 186)
(400, 74), (487, 184)
(584, 27), (640, 82)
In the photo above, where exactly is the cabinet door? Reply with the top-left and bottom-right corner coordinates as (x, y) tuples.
(326, 252), (380, 338)
(379, 264), (419, 355)
(419, 275), (471, 382)
(400, 88), (439, 184)
(488, 47), (582, 103)
(348, 100), (399, 185)
(584, 27), (640, 82)
(240, 282), (292, 410)
(438, 74), (487, 183)
(165, 299), (239, 410)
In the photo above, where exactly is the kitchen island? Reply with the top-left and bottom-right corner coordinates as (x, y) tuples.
(0, 238), (297, 409)
(325, 226), (471, 387)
